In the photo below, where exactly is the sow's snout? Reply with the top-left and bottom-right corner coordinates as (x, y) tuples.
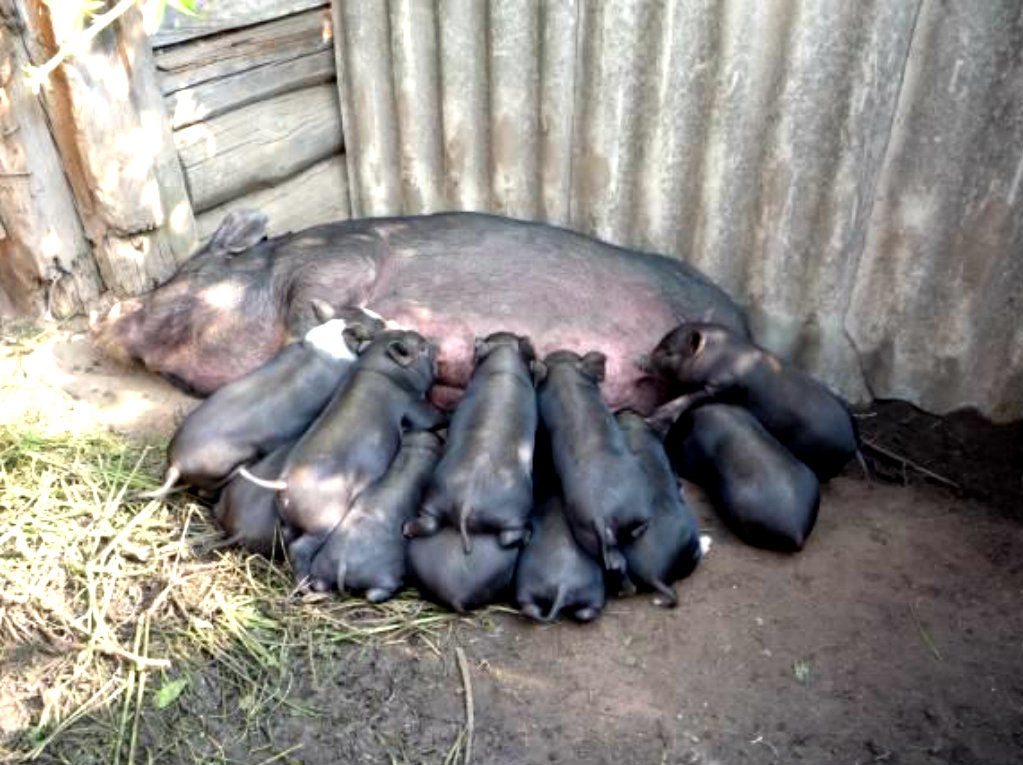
(89, 298), (144, 365)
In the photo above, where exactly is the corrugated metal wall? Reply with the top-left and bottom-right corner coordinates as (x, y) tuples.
(331, 0), (1023, 423)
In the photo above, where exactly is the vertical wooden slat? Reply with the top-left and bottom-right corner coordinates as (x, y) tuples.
(18, 0), (197, 297)
(0, 0), (101, 316)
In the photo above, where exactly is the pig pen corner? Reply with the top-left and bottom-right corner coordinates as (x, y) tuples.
(2, 0), (1023, 762)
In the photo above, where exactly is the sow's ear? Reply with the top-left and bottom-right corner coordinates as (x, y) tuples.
(518, 336), (537, 363)
(386, 339), (415, 367)
(210, 209), (268, 255)
(580, 351), (607, 382)
(530, 360), (548, 386)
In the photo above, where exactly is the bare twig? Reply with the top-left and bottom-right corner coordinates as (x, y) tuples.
(23, 0), (140, 92)
(860, 438), (961, 490)
(455, 647), (475, 765)
(97, 642), (171, 670)
(910, 600), (943, 661)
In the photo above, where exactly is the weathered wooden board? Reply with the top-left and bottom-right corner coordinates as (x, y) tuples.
(165, 49), (335, 130)
(19, 1), (198, 296)
(175, 84), (343, 212)
(196, 154), (350, 242)
(151, 0), (327, 48)
(0, 6), (101, 316)
(155, 7), (333, 94)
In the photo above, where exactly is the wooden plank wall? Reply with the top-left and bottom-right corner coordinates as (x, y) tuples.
(153, 1), (350, 244)
(0, 0), (349, 317)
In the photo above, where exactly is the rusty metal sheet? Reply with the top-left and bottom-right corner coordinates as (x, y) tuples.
(331, 0), (1023, 421)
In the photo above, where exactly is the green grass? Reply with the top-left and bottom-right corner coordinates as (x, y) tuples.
(0, 320), (490, 763)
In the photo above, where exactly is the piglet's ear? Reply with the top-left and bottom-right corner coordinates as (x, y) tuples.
(687, 329), (705, 356)
(473, 337), (489, 362)
(343, 325), (376, 351)
(530, 360), (548, 386)
(210, 209), (268, 254)
(581, 351), (607, 382)
(518, 336), (537, 363)
(386, 339), (415, 367)
(310, 298), (335, 323)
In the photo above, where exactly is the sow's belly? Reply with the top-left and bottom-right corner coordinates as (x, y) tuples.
(363, 244), (729, 415)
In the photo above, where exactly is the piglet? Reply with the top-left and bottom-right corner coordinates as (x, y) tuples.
(534, 350), (652, 575)
(514, 488), (605, 623)
(409, 529), (520, 613)
(306, 431), (443, 602)
(667, 404), (820, 552)
(280, 330), (445, 578)
(644, 322), (860, 480)
(213, 441), (296, 558)
(404, 332), (538, 551)
(143, 303), (381, 498)
(614, 411), (702, 607)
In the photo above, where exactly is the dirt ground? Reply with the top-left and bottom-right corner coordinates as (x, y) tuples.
(6, 324), (1023, 764)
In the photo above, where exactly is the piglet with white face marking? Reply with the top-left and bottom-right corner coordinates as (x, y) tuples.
(306, 431), (443, 602)
(142, 303), (381, 499)
(404, 332), (538, 551)
(280, 330), (446, 579)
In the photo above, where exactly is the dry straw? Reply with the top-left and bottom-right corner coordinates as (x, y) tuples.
(0, 320), (492, 763)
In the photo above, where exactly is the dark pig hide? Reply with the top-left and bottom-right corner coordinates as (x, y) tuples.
(408, 528), (521, 614)
(214, 442), (297, 558)
(141, 307), (365, 499)
(306, 431), (443, 602)
(404, 332), (538, 551)
(514, 491), (606, 623)
(91, 210), (748, 414)
(279, 329), (444, 580)
(645, 322), (859, 480)
(666, 404), (821, 552)
(615, 411), (702, 607)
(534, 350), (653, 575)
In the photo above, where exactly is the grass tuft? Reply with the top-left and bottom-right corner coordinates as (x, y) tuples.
(0, 321), (493, 763)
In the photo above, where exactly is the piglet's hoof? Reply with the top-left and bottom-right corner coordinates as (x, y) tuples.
(402, 516), (438, 539)
(572, 607), (601, 623)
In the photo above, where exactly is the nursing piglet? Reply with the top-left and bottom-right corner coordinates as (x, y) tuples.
(514, 488), (605, 623)
(534, 350), (652, 574)
(143, 303), (381, 498)
(614, 411), (702, 607)
(667, 404), (820, 552)
(645, 322), (859, 480)
(307, 431), (442, 602)
(404, 332), (538, 551)
(280, 330), (443, 577)
(409, 529), (520, 613)
(213, 441), (296, 558)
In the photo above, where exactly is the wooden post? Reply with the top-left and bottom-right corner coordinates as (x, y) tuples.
(16, 0), (198, 298)
(0, 0), (102, 317)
